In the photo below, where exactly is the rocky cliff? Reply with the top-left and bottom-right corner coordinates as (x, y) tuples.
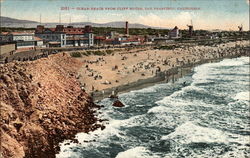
(0, 53), (103, 158)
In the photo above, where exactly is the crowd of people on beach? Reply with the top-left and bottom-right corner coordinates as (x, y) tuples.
(78, 41), (249, 93)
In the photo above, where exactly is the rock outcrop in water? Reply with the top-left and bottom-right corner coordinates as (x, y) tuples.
(0, 54), (103, 158)
(112, 100), (125, 107)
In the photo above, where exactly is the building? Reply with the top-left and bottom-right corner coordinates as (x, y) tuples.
(104, 36), (142, 45)
(65, 25), (94, 47)
(151, 36), (171, 44)
(94, 36), (106, 45)
(35, 25), (66, 47)
(168, 26), (181, 39)
(35, 25), (94, 47)
(0, 32), (43, 49)
(34, 37), (44, 47)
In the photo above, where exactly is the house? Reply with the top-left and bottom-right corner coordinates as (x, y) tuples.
(168, 26), (181, 39)
(34, 37), (44, 47)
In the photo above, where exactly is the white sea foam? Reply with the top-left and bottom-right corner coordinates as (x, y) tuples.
(136, 104), (145, 107)
(211, 57), (249, 67)
(155, 85), (206, 107)
(234, 91), (250, 101)
(147, 105), (169, 113)
(56, 113), (147, 158)
(161, 122), (249, 145)
(155, 95), (206, 109)
(115, 146), (153, 158)
(192, 57), (249, 85)
(161, 122), (227, 144)
(130, 86), (157, 93)
(56, 140), (77, 158)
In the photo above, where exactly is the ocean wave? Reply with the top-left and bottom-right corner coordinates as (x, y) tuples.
(130, 86), (158, 93)
(147, 105), (169, 113)
(192, 57), (249, 84)
(234, 91), (250, 101)
(115, 146), (159, 158)
(58, 57), (250, 158)
(161, 122), (249, 145)
(155, 85), (206, 106)
(211, 57), (249, 67)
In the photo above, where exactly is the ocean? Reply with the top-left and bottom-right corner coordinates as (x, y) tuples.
(57, 56), (250, 158)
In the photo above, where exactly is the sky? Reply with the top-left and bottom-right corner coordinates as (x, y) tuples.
(1, 0), (249, 30)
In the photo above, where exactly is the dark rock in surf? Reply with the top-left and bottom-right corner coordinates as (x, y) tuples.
(112, 100), (125, 107)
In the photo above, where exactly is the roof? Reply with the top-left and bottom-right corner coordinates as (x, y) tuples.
(48, 41), (61, 44)
(34, 36), (43, 41)
(48, 28), (56, 32)
(170, 26), (179, 32)
(0, 32), (9, 35)
(94, 36), (106, 40)
(1, 32), (34, 35)
(66, 37), (89, 40)
(63, 28), (85, 35)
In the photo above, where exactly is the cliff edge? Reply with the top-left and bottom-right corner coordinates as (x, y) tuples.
(0, 53), (103, 158)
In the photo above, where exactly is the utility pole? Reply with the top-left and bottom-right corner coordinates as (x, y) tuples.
(40, 14), (42, 25)
(59, 13), (61, 24)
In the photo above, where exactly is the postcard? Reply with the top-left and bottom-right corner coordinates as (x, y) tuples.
(0, 0), (249, 158)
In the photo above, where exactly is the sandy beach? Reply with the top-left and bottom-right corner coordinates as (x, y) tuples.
(72, 40), (249, 97)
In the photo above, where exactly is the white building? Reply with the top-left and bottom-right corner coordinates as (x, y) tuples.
(35, 25), (94, 47)
(0, 32), (43, 49)
(168, 26), (181, 39)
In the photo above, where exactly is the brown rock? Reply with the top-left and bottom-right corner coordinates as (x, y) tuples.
(112, 100), (125, 107)
(0, 54), (103, 158)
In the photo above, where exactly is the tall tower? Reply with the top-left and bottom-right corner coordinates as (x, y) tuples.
(187, 20), (194, 37)
(125, 21), (129, 35)
(59, 13), (61, 24)
(40, 14), (42, 25)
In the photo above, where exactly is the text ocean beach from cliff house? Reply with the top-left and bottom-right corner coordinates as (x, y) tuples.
(0, 0), (249, 157)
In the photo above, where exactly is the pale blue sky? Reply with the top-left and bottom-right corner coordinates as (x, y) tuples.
(1, 0), (249, 30)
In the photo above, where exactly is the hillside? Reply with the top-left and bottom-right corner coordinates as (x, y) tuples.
(0, 16), (164, 29)
(0, 53), (103, 158)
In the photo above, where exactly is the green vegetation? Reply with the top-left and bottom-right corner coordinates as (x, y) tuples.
(92, 50), (105, 56)
(93, 27), (169, 36)
(105, 50), (113, 55)
(0, 27), (35, 33)
(70, 52), (82, 57)
(81, 50), (111, 56)
(157, 45), (179, 50)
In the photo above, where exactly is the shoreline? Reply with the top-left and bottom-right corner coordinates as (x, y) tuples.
(92, 53), (249, 101)
(75, 40), (249, 97)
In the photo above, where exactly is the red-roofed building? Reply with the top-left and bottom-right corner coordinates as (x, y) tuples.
(94, 36), (106, 45)
(35, 25), (94, 47)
